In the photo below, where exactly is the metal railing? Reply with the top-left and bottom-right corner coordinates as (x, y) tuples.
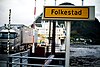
(8, 49), (29, 67)
(8, 52), (65, 67)
(0, 61), (7, 67)
(1, 50), (100, 67)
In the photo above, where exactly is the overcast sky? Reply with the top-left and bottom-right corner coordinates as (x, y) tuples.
(0, 0), (99, 26)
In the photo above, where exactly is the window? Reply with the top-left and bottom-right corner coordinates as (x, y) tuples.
(0, 32), (17, 39)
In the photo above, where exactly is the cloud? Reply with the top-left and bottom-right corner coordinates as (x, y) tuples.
(0, 0), (99, 27)
(0, 0), (34, 26)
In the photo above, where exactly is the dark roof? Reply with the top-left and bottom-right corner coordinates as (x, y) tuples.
(34, 2), (75, 23)
(59, 2), (75, 5)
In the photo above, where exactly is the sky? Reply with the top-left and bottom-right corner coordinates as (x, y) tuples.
(0, 0), (99, 26)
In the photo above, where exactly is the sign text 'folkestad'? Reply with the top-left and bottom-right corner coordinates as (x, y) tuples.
(44, 7), (89, 19)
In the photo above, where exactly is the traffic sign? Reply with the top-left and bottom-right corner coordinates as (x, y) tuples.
(43, 6), (95, 20)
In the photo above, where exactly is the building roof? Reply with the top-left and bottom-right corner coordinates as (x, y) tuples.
(0, 29), (16, 33)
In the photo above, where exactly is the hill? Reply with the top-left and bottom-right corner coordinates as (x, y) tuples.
(34, 2), (100, 45)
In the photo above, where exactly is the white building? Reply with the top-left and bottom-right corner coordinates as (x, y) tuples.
(35, 21), (65, 46)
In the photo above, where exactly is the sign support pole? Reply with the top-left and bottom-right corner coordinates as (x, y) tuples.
(65, 21), (71, 67)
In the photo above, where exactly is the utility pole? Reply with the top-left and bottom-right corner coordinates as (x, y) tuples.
(51, 0), (57, 55)
(82, 0), (84, 6)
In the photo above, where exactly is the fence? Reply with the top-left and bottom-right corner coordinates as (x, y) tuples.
(8, 49), (29, 67)
(8, 49), (65, 67)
